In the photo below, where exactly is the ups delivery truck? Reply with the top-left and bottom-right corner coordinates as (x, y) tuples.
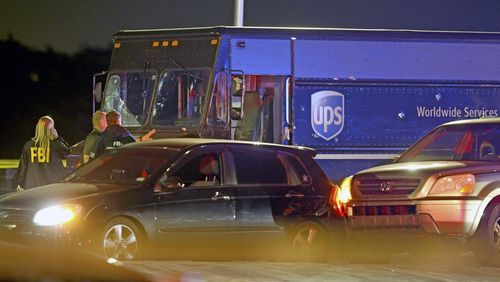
(91, 26), (500, 181)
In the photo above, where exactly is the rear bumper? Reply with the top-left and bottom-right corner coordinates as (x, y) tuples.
(346, 199), (483, 238)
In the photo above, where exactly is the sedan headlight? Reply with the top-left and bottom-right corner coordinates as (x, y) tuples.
(33, 204), (82, 226)
(429, 174), (475, 196)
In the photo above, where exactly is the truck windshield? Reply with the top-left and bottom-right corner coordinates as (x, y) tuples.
(398, 123), (500, 162)
(152, 68), (210, 127)
(102, 71), (157, 127)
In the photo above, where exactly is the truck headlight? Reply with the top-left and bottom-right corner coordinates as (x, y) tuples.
(33, 204), (82, 226)
(429, 174), (475, 196)
(337, 175), (353, 204)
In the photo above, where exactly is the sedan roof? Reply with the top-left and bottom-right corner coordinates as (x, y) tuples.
(121, 138), (316, 156)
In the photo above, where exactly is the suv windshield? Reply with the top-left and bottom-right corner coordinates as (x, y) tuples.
(102, 71), (157, 127)
(152, 68), (210, 127)
(65, 148), (177, 185)
(398, 123), (500, 162)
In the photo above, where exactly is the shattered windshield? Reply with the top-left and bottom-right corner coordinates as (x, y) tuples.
(152, 68), (211, 127)
(398, 123), (500, 162)
(102, 71), (157, 127)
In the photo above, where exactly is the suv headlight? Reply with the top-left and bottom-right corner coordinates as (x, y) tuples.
(337, 175), (353, 204)
(33, 204), (82, 226)
(429, 174), (475, 196)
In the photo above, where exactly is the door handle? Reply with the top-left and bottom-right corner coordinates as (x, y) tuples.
(286, 191), (304, 198)
(212, 191), (231, 201)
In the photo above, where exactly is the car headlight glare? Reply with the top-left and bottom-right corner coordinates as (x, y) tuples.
(33, 204), (82, 226)
(337, 175), (353, 204)
(429, 174), (475, 196)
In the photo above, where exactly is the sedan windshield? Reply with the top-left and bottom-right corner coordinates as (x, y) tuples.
(65, 148), (177, 185)
(398, 123), (500, 162)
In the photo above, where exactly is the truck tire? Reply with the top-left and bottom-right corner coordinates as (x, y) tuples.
(474, 203), (500, 267)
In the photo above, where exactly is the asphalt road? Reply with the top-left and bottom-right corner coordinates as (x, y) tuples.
(124, 252), (500, 282)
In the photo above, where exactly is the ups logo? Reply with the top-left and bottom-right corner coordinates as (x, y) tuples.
(311, 91), (344, 141)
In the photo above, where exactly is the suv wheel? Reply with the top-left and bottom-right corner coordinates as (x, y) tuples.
(474, 203), (500, 266)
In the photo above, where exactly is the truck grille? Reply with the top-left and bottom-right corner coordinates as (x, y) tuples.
(0, 208), (34, 224)
(355, 179), (420, 196)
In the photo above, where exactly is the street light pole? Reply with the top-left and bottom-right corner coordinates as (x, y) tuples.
(234, 0), (244, 26)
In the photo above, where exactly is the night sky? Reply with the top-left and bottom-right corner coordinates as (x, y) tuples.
(3, 0), (500, 54)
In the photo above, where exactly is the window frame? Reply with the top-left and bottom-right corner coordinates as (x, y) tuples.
(156, 145), (227, 190)
(225, 146), (312, 187)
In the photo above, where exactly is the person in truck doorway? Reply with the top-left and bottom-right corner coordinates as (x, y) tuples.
(94, 110), (156, 158)
(13, 116), (70, 191)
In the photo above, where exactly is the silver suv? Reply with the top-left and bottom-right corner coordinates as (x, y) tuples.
(339, 117), (500, 265)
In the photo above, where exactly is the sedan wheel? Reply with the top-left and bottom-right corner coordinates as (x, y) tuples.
(291, 221), (328, 261)
(102, 218), (141, 260)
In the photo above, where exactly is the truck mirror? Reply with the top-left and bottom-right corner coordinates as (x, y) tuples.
(93, 82), (103, 103)
(92, 71), (108, 112)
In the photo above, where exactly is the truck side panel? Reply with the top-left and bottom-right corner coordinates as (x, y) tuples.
(230, 38), (290, 75)
(293, 83), (500, 149)
(293, 82), (500, 180)
(294, 39), (500, 81)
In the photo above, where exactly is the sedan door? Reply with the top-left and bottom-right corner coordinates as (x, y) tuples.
(224, 147), (315, 242)
(154, 149), (236, 242)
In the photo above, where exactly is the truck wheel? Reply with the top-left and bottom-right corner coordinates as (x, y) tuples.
(290, 221), (329, 262)
(102, 217), (143, 261)
(474, 204), (500, 267)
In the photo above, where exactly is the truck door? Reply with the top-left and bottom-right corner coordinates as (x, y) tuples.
(203, 72), (231, 139)
(229, 74), (286, 143)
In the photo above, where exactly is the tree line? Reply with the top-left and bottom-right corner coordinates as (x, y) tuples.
(0, 38), (111, 158)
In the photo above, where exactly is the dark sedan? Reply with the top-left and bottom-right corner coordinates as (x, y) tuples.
(0, 139), (341, 260)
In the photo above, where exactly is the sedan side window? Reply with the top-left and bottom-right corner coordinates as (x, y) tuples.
(170, 153), (222, 188)
(279, 154), (312, 185)
(231, 149), (293, 185)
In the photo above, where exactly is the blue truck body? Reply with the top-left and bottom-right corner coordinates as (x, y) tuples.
(100, 27), (500, 181)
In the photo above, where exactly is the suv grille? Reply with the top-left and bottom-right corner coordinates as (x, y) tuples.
(352, 205), (417, 216)
(355, 179), (420, 196)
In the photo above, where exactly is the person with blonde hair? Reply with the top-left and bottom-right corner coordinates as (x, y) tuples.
(13, 116), (69, 190)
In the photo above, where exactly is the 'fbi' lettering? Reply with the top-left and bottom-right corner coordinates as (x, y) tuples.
(30, 147), (50, 163)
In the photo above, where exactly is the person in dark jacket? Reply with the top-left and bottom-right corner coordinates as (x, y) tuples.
(82, 111), (107, 164)
(94, 110), (135, 158)
(95, 110), (157, 158)
(13, 116), (70, 191)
